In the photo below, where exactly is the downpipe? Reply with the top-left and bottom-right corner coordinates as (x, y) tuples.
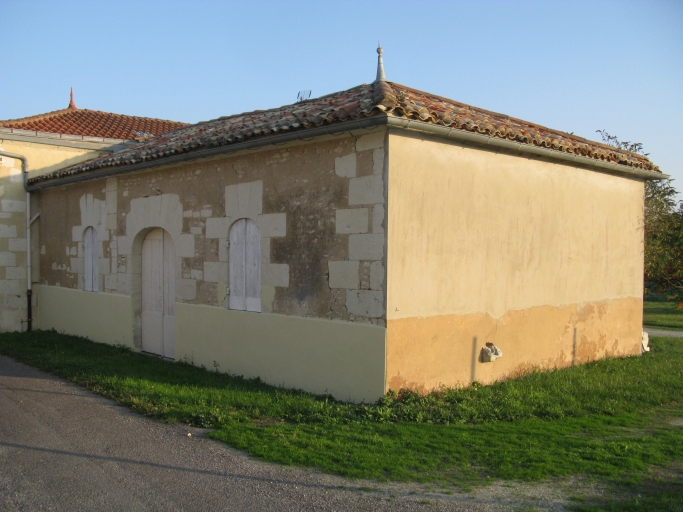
(0, 150), (32, 331)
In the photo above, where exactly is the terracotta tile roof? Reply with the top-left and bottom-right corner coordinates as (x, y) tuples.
(30, 81), (659, 184)
(0, 102), (188, 141)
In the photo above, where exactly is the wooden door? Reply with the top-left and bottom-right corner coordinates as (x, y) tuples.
(142, 228), (176, 358)
(229, 219), (261, 312)
(84, 226), (98, 292)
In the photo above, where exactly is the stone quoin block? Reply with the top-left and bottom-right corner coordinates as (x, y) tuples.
(370, 261), (384, 290)
(356, 132), (384, 152)
(372, 205), (385, 234)
(225, 181), (263, 220)
(348, 175), (384, 205)
(0, 225), (18, 238)
(5, 266), (26, 280)
(348, 234), (384, 261)
(205, 217), (231, 239)
(262, 263), (290, 287)
(175, 234), (195, 258)
(372, 148), (384, 175)
(203, 261), (224, 283)
(0, 279), (22, 295)
(257, 213), (287, 238)
(176, 279), (197, 301)
(335, 153), (356, 178)
(335, 208), (368, 234)
(1, 199), (26, 213)
(70, 258), (84, 274)
(8, 238), (26, 252)
(345, 290), (384, 318)
(328, 260), (360, 289)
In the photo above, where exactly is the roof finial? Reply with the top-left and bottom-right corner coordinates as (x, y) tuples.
(68, 87), (77, 109)
(375, 42), (386, 82)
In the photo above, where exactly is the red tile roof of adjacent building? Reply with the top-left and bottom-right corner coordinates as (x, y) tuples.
(0, 90), (188, 141)
(29, 80), (660, 185)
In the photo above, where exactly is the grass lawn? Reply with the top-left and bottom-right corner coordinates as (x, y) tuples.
(0, 330), (682, 511)
(644, 300), (683, 330)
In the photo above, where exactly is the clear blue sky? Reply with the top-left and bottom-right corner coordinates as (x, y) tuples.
(3, 0), (682, 192)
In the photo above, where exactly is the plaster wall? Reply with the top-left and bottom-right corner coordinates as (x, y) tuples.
(386, 131), (645, 392)
(37, 284), (134, 348)
(0, 138), (108, 332)
(175, 302), (386, 402)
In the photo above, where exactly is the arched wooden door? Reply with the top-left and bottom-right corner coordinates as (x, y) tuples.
(141, 228), (176, 359)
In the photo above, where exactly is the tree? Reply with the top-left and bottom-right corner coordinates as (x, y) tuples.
(596, 130), (683, 306)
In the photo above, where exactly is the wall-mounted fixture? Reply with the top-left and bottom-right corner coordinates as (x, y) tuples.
(481, 342), (503, 362)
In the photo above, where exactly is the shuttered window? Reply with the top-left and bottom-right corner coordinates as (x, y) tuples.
(84, 226), (99, 292)
(229, 218), (261, 312)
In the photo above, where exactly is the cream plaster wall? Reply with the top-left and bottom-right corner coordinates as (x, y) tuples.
(37, 284), (135, 348)
(385, 131), (646, 391)
(386, 132), (645, 321)
(175, 302), (386, 403)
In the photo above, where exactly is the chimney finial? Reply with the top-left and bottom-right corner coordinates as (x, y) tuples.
(68, 87), (77, 109)
(375, 42), (386, 82)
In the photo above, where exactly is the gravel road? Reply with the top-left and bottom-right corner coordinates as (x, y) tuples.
(0, 355), (588, 511)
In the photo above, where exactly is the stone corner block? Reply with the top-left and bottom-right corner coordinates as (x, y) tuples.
(369, 261), (384, 290)
(349, 234), (384, 261)
(346, 289), (384, 318)
(349, 175), (384, 205)
(334, 153), (356, 178)
(176, 279), (197, 301)
(356, 131), (384, 152)
(225, 180), (263, 220)
(256, 213), (286, 238)
(203, 261), (224, 283)
(176, 234), (195, 258)
(262, 263), (289, 287)
(328, 260), (360, 289)
(335, 208), (368, 235)
(206, 217), (231, 239)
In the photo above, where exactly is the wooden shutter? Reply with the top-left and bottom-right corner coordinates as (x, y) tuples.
(229, 219), (261, 312)
(229, 219), (247, 310)
(84, 227), (99, 292)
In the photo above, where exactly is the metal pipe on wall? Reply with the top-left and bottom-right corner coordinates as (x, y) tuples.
(0, 150), (32, 331)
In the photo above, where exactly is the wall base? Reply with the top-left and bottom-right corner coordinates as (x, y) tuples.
(387, 297), (643, 393)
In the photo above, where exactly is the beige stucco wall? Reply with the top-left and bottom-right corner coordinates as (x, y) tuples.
(34, 284), (386, 402)
(386, 131), (645, 392)
(0, 138), (110, 332)
(37, 284), (135, 348)
(176, 302), (386, 402)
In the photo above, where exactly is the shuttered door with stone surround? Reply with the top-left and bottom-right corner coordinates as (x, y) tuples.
(229, 219), (261, 312)
(84, 226), (99, 292)
(142, 228), (176, 358)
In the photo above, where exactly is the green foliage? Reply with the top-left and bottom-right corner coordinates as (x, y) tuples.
(597, 130), (683, 306)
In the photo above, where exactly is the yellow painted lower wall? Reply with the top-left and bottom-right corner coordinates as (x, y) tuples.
(37, 285), (135, 348)
(386, 297), (642, 392)
(176, 302), (386, 403)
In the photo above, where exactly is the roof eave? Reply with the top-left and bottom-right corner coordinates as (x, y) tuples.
(28, 114), (665, 191)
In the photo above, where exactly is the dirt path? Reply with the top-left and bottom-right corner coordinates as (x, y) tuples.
(0, 356), (618, 511)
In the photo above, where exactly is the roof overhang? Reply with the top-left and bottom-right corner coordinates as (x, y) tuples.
(27, 115), (666, 191)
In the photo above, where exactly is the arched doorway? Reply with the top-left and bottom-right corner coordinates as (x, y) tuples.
(141, 228), (176, 358)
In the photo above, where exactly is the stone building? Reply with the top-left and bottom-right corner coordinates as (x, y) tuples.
(7, 54), (664, 402)
(0, 90), (187, 331)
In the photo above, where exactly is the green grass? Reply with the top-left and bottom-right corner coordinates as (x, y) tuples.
(644, 300), (683, 330)
(0, 330), (682, 498)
